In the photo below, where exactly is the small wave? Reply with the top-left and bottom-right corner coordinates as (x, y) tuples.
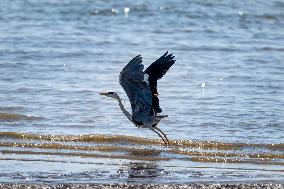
(1, 150), (169, 162)
(190, 157), (284, 166)
(0, 132), (283, 151)
(260, 47), (284, 52)
(90, 7), (134, 16)
(0, 142), (283, 159)
(1, 148), (283, 166)
(0, 132), (283, 168)
(0, 113), (42, 122)
(0, 106), (24, 111)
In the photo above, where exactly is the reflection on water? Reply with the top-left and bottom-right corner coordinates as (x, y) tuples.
(116, 162), (162, 180)
(127, 162), (161, 178)
(127, 148), (161, 157)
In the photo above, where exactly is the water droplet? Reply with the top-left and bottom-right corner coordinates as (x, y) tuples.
(124, 7), (130, 13)
(201, 82), (206, 88)
(93, 9), (99, 14)
(112, 8), (119, 14)
(238, 11), (243, 16)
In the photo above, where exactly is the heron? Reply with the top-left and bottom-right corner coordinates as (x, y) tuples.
(100, 51), (175, 145)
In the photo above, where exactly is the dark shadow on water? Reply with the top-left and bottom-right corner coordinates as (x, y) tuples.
(127, 148), (161, 157)
(128, 162), (162, 178)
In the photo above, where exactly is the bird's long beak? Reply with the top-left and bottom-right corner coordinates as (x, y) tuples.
(99, 92), (108, 96)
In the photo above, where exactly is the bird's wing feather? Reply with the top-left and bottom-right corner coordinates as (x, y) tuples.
(144, 51), (176, 113)
(119, 55), (154, 123)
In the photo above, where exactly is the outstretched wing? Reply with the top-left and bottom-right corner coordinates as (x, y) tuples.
(119, 55), (154, 123)
(144, 51), (176, 113)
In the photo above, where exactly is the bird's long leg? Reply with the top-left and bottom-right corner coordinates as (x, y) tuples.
(154, 127), (170, 145)
(148, 126), (169, 146)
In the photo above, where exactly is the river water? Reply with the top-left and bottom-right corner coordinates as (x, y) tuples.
(0, 0), (283, 184)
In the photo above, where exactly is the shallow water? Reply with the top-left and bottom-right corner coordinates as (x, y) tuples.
(0, 132), (283, 183)
(0, 0), (283, 184)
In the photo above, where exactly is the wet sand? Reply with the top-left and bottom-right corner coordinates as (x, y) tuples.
(0, 184), (283, 189)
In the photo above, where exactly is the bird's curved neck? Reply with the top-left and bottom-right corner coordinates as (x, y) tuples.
(116, 95), (132, 122)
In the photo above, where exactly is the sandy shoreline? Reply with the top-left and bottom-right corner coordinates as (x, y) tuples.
(0, 184), (283, 189)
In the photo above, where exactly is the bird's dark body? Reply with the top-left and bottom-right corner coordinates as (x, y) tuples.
(133, 120), (143, 126)
(133, 119), (157, 128)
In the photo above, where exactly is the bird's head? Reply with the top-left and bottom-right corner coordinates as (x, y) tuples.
(99, 92), (119, 100)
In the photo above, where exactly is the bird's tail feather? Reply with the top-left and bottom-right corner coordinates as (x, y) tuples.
(155, 115), (168, 121)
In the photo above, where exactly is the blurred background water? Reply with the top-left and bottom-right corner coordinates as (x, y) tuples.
(0, 0), (283, 184)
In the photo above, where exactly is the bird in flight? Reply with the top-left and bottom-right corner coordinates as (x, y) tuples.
(100, 51), (176, 145)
